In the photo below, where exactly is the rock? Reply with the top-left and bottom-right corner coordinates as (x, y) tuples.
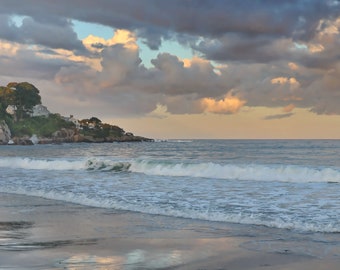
(72, 134), (85, 143)
(106, 135), (154, 143)
(0, 121), (11, 144)
(37, 138), (54, 144)
(52, 128), (76, 143)
(12, 136), (34, 145)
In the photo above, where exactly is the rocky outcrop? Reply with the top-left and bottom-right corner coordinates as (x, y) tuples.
(70, 134), (153, 143)
(52, 128), (76, 143)
(39, 129), (153, 144)
(11, 136), (34, 145)
(1, 81), (154, 145)
(8, 133), (153, 145)
(107, 135), (154, 142)
(0, 121), (11, 144)
(1, 122), (153, 145)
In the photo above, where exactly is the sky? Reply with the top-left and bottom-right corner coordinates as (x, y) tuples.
(0, 0), (340, 139)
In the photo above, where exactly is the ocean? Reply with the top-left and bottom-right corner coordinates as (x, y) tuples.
(0, 139), (339, 234)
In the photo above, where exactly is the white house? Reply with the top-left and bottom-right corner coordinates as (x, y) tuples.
(68, 115), (81, 129)
(31, 104), (50, 117)
(6, 105), (17, 115)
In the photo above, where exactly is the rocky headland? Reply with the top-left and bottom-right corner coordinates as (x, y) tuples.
(0, 82), (153, 145)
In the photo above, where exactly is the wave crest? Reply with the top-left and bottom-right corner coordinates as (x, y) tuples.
(85, 160), (130, 172)
(1, 157), (339, 183)
(130, 160), (340, 183)
(0, 157), (130, 172)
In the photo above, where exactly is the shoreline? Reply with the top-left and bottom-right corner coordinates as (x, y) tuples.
(0, 192), (339, 269)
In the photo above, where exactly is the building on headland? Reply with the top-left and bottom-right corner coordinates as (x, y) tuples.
(30, 104), (50, 117)
(6, 104), (50, 118)
(6, 105), (17, 115)
(67, 115), (81, 129)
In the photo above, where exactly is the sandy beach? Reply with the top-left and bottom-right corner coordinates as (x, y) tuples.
(0, 192), (338, 270)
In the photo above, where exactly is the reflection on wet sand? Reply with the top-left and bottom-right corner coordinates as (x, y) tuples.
(0, 220), (98, 251)
(0, 193), (339, 270)
(59, 254), (124, 270)
(0, 238), (98, 251)
(0, 221), (33, 242)
(241, 238), (340, 259)
(58, 238), (237, 270)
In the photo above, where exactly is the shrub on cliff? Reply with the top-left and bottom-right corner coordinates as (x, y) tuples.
(11, 114), (75, 137)
(79, 118), (125, 139)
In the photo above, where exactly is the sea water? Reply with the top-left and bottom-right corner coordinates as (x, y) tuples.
(0, 140), (339, 233)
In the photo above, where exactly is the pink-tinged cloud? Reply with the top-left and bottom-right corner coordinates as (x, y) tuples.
(283, 104), (295, 113)
(201, 91), (247, 114)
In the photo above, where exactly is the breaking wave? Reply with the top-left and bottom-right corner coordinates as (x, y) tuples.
(0, 157), (130, 172)
(85, 160), (130, 172)
(0, 157), (85, 171)
(130, 160), (340, 183)
(1, 157), (339, 183)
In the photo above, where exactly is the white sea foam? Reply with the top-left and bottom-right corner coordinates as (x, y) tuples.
(1, 157), (340, 183)
(168, 140), (193, 143)
(0, 157), (85, 170)
(86, 159), (131, 171)
(130, 160), (340, 183)
(2, 187), (339, 233)
(0, 157), (131, 172)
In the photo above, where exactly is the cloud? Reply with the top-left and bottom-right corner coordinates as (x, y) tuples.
(0, 1), (338, 48)
(288, 62), (299, 70)
(0, 39), (19, 56)
(53, 35), (235, 116)
(201, 91), (246, 114)
(146, 104), (170, 119)
(149, 54), (227, 98)
(83, 29), (137, 53)
(283, 104), (296, 113)
(2, 26), (340, 118)
(0, 1), (340, 118)
(193, 35), (293, 63)
(0, 43), (75, 80)
(264, 113), (294, 120)
(0, 15), (84, 51)
(262, 103), (296, 120)
(271, 76), (300, 91)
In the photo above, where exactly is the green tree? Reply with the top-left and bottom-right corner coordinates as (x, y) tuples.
(89, 117), (102, 125)
(0, 86), (15, 118)
(11, 82), (42, 120)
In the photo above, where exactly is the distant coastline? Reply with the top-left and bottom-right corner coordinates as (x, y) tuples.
(0, 82), (153, 145)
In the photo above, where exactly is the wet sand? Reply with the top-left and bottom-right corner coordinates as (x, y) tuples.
(0, 193), (339, 270)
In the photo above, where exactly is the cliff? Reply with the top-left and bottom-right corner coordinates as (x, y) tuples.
(0, 121), (11, 144)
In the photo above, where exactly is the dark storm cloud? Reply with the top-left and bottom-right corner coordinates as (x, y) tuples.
(193, 34), (292, 63)
(19, 17), (85, 51)
(0, 15), (18, 40)
(0, 14), (84, 51)
(0, 0), (338, 48)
